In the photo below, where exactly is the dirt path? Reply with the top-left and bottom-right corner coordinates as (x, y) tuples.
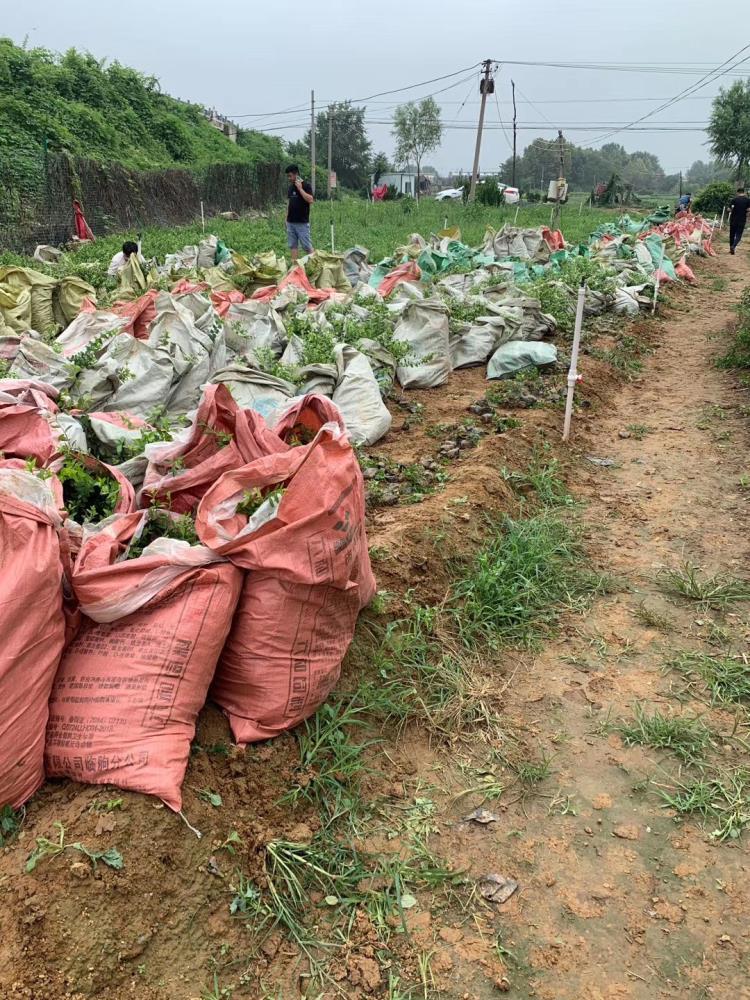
(435, 246), (750, 1000)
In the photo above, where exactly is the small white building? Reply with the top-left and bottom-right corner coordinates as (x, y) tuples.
(373, 171), (433, 196)
(373, 171), (418, 195)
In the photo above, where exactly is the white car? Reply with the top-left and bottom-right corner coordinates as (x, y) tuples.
(435, 188), (464, 201)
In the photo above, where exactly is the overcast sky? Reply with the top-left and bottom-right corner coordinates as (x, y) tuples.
(5, 1), (748, 176)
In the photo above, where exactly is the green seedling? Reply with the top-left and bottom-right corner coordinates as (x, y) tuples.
(26, 821), (123, 872)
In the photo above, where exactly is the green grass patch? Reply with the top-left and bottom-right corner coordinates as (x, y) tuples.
(658, 562), (750, 609)
(716, 285), (750, 369)
(618, 704), (713, 764)
(669, 651), (750, 707)
(590, 334), (648, 376)
(625, 423), (653, 440)
(633, 602), (674, 631)
(500, 447), (575, 509)
(281, 698), (379, 828)
(450, 513), (603, 650)
(658, 767), (750, 841)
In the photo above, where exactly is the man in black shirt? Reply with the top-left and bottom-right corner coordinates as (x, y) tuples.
(729, 186), (750, 255)
(285, 163), (314, 262)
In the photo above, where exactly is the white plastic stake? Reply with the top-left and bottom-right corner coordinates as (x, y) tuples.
(444, 216), (448, 230)
(562, 284), (586, 443)
(330, 221), (335, 253)
(652, 242), (666, 315)
(200, 200), (205, 234)
(719, 206), (726, 230)
(514, 204), (520, 225)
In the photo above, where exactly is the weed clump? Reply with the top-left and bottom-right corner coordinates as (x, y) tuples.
(450, 513), (601, 649)
(618, 705), (713, 764)
(658, 562), (750, 608)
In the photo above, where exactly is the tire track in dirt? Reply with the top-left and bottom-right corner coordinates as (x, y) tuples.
(443, 245), (750, 1000)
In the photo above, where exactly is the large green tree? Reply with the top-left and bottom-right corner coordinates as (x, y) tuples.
(392, 97), (442, 200)
(707, 81), (750, 181)
(500, 138), (675, 194)
(289, 100), (372, 192)
(371, 151), (392, 184)
(685, 159), (731, 188)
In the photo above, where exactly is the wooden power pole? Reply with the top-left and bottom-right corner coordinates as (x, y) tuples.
(310, 90), (316, 195)
(553, 129), (565, 227)
(468, 60), (494, 203)
(327, 105), (333, 199)
(511, 79), (517, 188)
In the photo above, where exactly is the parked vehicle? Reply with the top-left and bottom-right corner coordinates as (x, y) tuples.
(435, 188), (464, 201)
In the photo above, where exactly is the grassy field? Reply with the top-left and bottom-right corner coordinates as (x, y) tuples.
(6, 197), (644, 276)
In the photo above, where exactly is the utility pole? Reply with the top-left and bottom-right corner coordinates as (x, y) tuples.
(553, 129), (565, 227)
(511, 79), (517, 188)
(310, 90), (316, 195)
(327, 104), (333, 200)
(468, 59), (494, 203)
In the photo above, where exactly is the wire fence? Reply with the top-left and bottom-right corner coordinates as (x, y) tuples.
(0, 147), (287, 254)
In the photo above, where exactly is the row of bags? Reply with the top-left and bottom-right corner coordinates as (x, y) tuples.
(0, 390), (375, 813)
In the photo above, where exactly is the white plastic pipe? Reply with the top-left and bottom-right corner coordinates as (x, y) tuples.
(200, 200), (205, 234)
(652, 242), (666, 315)
(330, 221), (335, 253)
(514, 204), (520, 225)
(720, 206), (726, 230)
(562, 284), (586, 443)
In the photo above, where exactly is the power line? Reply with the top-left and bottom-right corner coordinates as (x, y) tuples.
(247, 117), (714, 136)
(580, 42), (750, 146)
(363, 94), (717, 106)
(488, 58), (750, 76)
(512, 82), (554, 126)
(245, 70), (479, 133)
(228, 63), (480, 119)
(492, 69), (513, 152)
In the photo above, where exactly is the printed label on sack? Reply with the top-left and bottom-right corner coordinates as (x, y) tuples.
(307, 475), (364, 583)
(47, 577), (211, 747)
(283, 585), (357, 718)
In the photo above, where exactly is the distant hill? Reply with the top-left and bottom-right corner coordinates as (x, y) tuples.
(0, 38), (285, 199)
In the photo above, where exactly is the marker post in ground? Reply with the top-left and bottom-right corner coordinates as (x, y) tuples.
(562, 283), (586, 443)
(652, 243), (666, 316)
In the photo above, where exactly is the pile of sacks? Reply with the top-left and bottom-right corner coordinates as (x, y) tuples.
(0, 265), (96, 338)
(0, 251), (561, 450)
(0, 214), (710, 815)
(2, 216), (708, 452)
(1, 388), (374, 813)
